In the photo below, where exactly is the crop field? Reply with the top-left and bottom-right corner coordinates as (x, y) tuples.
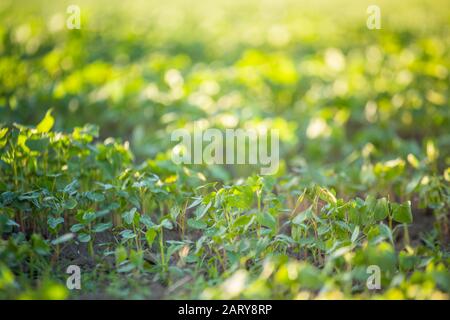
(0, 0), (449, 300)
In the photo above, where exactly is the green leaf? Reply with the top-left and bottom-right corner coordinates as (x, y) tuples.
(120, 229), (136, 240)
(37, 109), (55, 133)
(122, 208), (137, 225)
(115, 246), (127, 266)
(145, 229), (157, 247)
(78, 233), (91, 243)
(188, 197), (203, 209)
(48, 216), (64, 230)
(316, 186), (337, 205)
(31, 234), (50, 255)
(6, 219), (20, 227)
(374, 197), (389, 221)
(63, 179), (79, 195)
(140, 214), (154, 228)
(0, 127), (8, 140)
(405, 174), (422, 194)
(93, 222), (112, 233)
(82, 211), (96, 223)
(292, 210), (308, 225)
(129, 249), (143, 268)
(351, 226), (360, 243)
(170, 206), (181, 221)
(187, 218), (207, 230)
(195, 202), (211, 220)
(64, 198), (78, 210)
(399, 251), (418, 271)
(26, 137), (50, 152)
(257, 211), (276, 230)
(392, 201), (413, 224)
(87, 192), (105, 202)
(160, 219), (173, 230)
(379, 223), (394, 244)
(117, 263), (135, 273)
(70, 223), (84, 233)
(233, 214), (253, 228)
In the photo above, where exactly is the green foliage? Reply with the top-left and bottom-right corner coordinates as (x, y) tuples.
(0, 0), (449, 300)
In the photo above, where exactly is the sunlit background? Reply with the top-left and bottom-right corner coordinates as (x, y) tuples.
(1, 0), (449, 180)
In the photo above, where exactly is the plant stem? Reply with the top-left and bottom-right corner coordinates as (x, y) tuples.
(159, 228), (166, 273)
(403, 224), (410, 247)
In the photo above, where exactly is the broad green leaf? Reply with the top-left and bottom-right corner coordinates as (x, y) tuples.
(93, 222), (113, 233)
(140, 214), (154, 228)
(0, 127), (8, 140)
(233, 214), (253, 228)
(379, 223), (394, 244)
(63, 180), (79, 195)
(351, 226), (360, 243)
(117, 263), (135, 273)
(115, 246), (127, 266)
(392, 201), (413, 224)
(70, 223), (84, 233)
(82, 211), (96, 223)
(87, 192), (105, 202)
(122, 208), (137, 225)
(160, 219), (173, 230)
(31, 234), (50, 255)
(257, 211), (276, 230)
(188, 197), (203, 209)
(37, 109), (54, 133)
(145, 229), (157, 246)
(292, 210), (308, 225)
(187, 218), (207, 230)
(406, 174), (422, 194)
(78, 233), (91, 243)
(195, 202), (211, 220)
(64, 198), (78, 210)
(374, 197), (388, 221)
(120, 229), (136, 240)
(48, 216), (64, 230)
(6, 219), (20, 227)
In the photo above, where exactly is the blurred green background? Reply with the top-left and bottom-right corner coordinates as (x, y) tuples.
(0, 0), (449, 181)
